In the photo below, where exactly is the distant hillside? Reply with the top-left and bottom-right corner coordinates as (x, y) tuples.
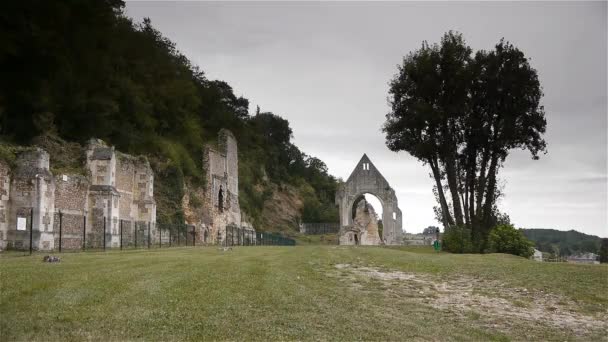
(522, 228), (601, 256)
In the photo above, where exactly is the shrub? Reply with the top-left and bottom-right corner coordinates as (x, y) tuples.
(442, 225), (474, 253)
(488, 224), (534, 258)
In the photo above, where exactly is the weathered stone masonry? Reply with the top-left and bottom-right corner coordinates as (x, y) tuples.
(335, 154), (403, 245)
(192, 129), (253, 245)
(0, 140), (156, 251)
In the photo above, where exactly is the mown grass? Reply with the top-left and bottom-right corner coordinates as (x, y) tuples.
(1, 246), (606, 341)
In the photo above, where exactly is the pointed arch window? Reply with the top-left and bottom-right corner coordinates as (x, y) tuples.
(218, 186), (224, 212)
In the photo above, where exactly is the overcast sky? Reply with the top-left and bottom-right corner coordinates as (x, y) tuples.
(125, 1), (607, 237)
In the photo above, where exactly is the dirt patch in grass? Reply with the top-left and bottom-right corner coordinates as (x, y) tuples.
(332, 264), (608, 338)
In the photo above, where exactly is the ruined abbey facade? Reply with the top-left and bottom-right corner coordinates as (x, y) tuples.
(336, 154), (403, 245)
(0, 140), (156, 251)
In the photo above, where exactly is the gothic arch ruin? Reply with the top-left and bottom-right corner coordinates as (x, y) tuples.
(335, 154), (403, 245)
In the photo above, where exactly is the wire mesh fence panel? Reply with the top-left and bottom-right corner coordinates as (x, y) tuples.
(300, 223), (340, 235)
(13, 214), (295, 254)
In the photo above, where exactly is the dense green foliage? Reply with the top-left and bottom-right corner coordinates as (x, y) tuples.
(488, 224), (534, 258)
(442, 225), (474, 253)
(0, 0), (338, 228)
(521, 228), (602, 257)
(383, 31), (547, 253)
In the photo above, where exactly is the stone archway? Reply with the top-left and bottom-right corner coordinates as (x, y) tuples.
(335, 154), (403, 245)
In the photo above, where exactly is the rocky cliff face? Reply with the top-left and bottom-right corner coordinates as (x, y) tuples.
(258, 184), (303, 233)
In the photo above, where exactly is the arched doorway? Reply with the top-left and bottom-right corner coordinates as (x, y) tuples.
(348, 192), (383, 245)
(350, 193), (384, 220)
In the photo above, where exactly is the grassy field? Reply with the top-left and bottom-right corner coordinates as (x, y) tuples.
(1, 246), (607, 341)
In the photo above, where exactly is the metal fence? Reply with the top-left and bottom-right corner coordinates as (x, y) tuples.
(300, 222), (340, 235)
(224, 224), (295, 246)
(5, 209), (294, 255)
(156, 222), (198, 248)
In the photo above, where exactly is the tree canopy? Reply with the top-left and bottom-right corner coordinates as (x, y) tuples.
(383, 31), (547, 252)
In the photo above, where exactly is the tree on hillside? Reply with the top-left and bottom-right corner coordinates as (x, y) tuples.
(383, 31), (547, 252)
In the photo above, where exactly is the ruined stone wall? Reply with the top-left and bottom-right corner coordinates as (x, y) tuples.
(5, 149), (56, 250)
(134, 161), (155, 223)
(0, 140), (156, 251)
(197, 129), (246, 245)
(219, 129), (238, 200)
(53, 175), (88, 250)
(55, 175), (89, 212)
(86, 140), (116, 186)
(53, 212), (84, 249)
(0, 161), (10, 248)
(116, 154), (135, 221)
(339, 201), (381, 246)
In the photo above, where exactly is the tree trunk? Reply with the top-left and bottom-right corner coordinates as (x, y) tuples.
(444, 153), (464, 227)
(475, 147), (490, 221)
(480, 151), (500, 251)
(429, 157), (454, 229)
(468, 157), (477, 236)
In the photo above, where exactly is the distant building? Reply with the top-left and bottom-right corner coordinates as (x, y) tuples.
(567, 253), (599, 264)
(532, 248), (543, 262)
(402, 232), (435, 246)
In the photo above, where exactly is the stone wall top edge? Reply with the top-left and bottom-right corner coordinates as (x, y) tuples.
(204, 145), (226, 158)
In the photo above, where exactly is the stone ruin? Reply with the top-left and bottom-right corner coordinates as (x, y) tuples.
(336, 154), (403, 245)
(189, 129), (254, 245)
(339, 199), (383, 245)
(0, 129), (254, 251)
(0, 140), (156, 251)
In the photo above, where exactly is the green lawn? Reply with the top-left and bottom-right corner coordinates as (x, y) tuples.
(1, 246), (607, 341)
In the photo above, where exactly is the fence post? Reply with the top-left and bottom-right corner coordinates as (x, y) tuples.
(58, 211), (63, 253)
(148, 222), (151, 249)
(83, 212), (87, 251)
(159, 227), (162, 248)
(103, 216), (106, 251)
(29, 208), (34, 255)
(135, 222), (138, 249)
(169, 229), (172, 247)
(177, 227), (180, 247)
(192, 226), (196, 247)
(120, 219), (123, 250)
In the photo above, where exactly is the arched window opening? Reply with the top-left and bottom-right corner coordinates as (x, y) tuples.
(218, 186), (224, 212)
